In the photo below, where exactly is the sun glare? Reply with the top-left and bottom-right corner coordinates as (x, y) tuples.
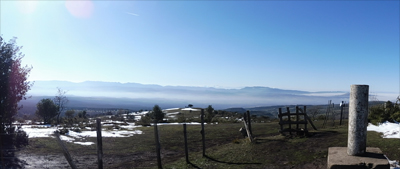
(65, 0), (94, 19)
(16, 1), (38, 14)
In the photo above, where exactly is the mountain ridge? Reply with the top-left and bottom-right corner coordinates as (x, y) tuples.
(19, 80), (350, 111)
(29, 80), (334, 96)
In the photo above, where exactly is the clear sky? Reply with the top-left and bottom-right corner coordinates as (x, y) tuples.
(1, 1), (399, 94)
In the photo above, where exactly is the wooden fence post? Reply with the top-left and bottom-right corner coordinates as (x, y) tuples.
(96, 118), (103, 169)
(278, 108), (283, 133)
(286, 107), (291, 135)
(183, 124), (189, 164)
(55, 131), (77, 169)
(303, 106), (308, 132)
(340, 101), (344, 125)
(246, 111), (252, 136)
(296, 106), (299, 130)
(154, 120), (162, 169)
(201, 109), (205, 157)
(243, 112), (253, 142)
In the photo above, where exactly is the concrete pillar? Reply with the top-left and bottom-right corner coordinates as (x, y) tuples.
(347, 85), (369, 156)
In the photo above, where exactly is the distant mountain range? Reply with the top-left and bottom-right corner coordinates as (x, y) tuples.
(18, 81), (351, 114)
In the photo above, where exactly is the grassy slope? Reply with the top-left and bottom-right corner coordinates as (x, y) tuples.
(161, 121), (400, 169)
(19, 120), (400, 169)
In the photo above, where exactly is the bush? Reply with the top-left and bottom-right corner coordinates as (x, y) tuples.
(73, 127), (81, 133)
(15, 129), (29, 148)
(151, 105), (165, 123)
(368, 105), (386, 124)
(368, 98), (400, 125)
(57, 128), (69, 135)
(0, 127), (29, 152)
(205, 105), (215, 123)
(136, 115), (151, 126)
(176, 113), (186, 123)
(391, 111), (400, 122)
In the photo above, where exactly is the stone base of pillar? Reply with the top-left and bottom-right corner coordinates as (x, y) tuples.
(327, 147), (389, 169)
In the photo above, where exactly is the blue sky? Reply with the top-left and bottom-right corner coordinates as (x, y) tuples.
(1, 1), (399, 95)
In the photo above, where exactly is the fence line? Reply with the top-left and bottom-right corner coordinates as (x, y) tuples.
(4, 109), (268, 168)
(54, 131), (77, 169)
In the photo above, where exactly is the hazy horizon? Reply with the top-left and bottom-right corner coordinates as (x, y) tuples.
(25, 81), (399, 105)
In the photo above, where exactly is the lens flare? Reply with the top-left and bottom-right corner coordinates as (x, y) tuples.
(65, 0), (94, 19)
(16, 1), (38, 14)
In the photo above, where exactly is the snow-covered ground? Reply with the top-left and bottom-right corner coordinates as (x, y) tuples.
(367, 121), (400, 169)
(67, 129), (143, 138)
(181, 108), (200, 111)
(166, 112), (180, 115)
(164, 108), (180, 111)
(20, 120), (208, 146)
(156, 122), (201, 125)
(367, 121), (400, 139)
(131, 111), (150, 116)
(21, 125), (56, 138)
(21, 121), (143, 146)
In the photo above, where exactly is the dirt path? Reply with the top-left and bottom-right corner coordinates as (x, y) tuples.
(12, 151), (164, 169)
(14, 153), (98, 169)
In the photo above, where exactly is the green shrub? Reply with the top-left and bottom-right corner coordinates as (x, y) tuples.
(176, 113), (186, 123)
(56, 128), (69, 135)
(368, 105), (386, 124)
(73, 127), (81, 133)
(1, 127), (29, 149)
(136, 115), (151, 126)
(368, 98), (400, 125)
(391, 111), (400, 122)
(14, 128), (29, 148)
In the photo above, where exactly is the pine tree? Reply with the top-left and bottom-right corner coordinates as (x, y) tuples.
(152, 105), (164, 122)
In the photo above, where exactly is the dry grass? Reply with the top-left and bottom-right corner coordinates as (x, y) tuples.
(15, 120), (400, 169)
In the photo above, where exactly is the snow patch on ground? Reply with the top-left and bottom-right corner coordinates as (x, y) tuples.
(166, 112), (180, 115)
(155, 122), (201, 125)
(164, 108), (179, 111)
(181, 108), (200, 111)
(21, 125), (57, 138)
(66, 129), (143, 138)
(367, 122), (400, 139)
(74, 142), (95, 145)
(59, 135), (75, 142)
(119, 123), (140, 129)
(21, 120), (143, 145)
(385, 155), (400, 169)
(367, 121), (400, 168)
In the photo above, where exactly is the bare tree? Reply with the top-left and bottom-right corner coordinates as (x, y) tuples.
(65, 110), (75, 119)
(54, 87), (68, 124)
(308, 106), (321, 121)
